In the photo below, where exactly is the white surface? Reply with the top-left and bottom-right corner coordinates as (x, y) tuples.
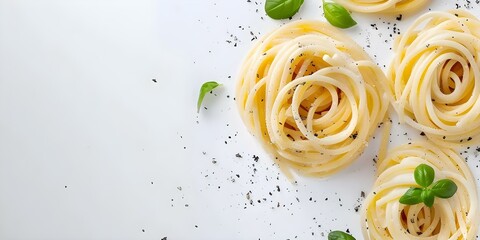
(0, 0), (479, 239)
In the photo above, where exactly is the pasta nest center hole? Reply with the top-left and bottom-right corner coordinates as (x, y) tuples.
(272, 68), (364, 151)
(400, 205), (442, 237)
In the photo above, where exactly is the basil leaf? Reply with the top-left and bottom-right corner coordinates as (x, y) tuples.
(431, 179), (458, 199)
(414, 164), (435, 188)
(421, 189), (435, 207)
(323, 1), (357, 29)
(328, 230), (356, 240)
(197, 81), (221, 113)
(265, 0), (304, 20)
(399, 188), (423, 205)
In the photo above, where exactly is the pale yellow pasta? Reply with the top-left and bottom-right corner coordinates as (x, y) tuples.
(236, 20), (387, 177)
(333, 0), (429, 13)
(361, 142), (479, 239)
(388, 10), (480, 148)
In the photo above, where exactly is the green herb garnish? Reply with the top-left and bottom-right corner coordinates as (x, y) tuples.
(328, 230), (356, 240)
(431, 179), (458, 198)
(323, 0), (357, 29)
(414, 162), (435, 187)
(399, 188), (423, 205)
(399, 164), (458, 207)
(197, 81), (221, 113)
(265, 0), (304, 20)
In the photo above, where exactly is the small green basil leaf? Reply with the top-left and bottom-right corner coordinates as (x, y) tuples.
(323, 1), (357, 29)
(414, 164), (435, 188)
(399, 188), (423, 205)
(421, 189), (435, 207)
(265, 0), (304, 20)
(328, 230), (356, 240)
(431, 179), (458, 199)
(197, 81), (221, 113)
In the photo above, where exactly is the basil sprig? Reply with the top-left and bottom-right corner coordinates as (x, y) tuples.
(414, 163), (435, 187)
(265, 0), (304, 20)
(431, 179), (458, 198)
(197, 81), (221, 113)
(328, 231), (356, 240)
(323, 0), (357, 29)
(399, 164), (458, 207)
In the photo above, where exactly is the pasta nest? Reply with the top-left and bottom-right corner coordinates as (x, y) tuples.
(388, 10), (480, 148)
(333, 0), (429, 13)
(236, 20), (387, 177)
(361, 142), (479, 239)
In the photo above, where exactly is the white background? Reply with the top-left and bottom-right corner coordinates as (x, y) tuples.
(0, 0), (479, 239)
